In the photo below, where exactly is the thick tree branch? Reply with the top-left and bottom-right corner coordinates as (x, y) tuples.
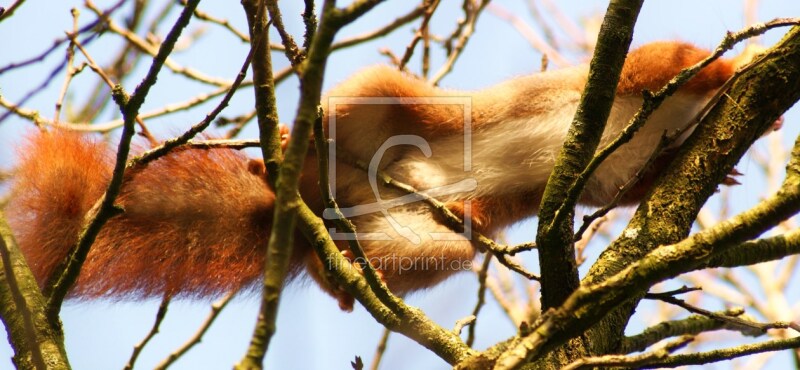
(536, 0), (643, 311)
(584, 24), (800, 355)
(456, 25), (800, 370)
(701, 228), (800, 269)
(0, 211), (70, 370)
(492, 134), (800, 369)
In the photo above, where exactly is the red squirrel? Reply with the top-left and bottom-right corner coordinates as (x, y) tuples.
(7, 42), (754, 308)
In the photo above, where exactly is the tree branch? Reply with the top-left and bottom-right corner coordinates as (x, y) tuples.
(583, 23), (800, 356)
(620, 308), (745, 354)
(0, 211), (70, 370)
(44, 0), (202, 321)
(237, 0), (287, 365)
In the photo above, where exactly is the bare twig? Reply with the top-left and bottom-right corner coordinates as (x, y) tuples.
(124, 294), (171, 370)
(645, 286), (701, 298)
(525, 0), (559, 51)
(0, 0), (125, 74)
(54, 9), (85, 126)
(539, 0), (588, 48)
(488, 3), (571, 68)
(332, 4), (426, 51)
(429, 0), (489, 85)
(183, 0), (253, 44)
(0, 0), (25, 21)
(314, 108), (404, 312)
(64, 27), (158, 145)
(647, 293), (798, 336)
(73, 0), (150, 123)
(265, 0), (304, 68)
(127, 38), (256, 168)
(563, 336), (693, 370)
(573, 214), (607, 265)
(185, 138), (260, 150)
(0, 1), (126, 125)
(153, 291), (235, 370)
(453, 316), (477, 336)
(640, 335), (800, 368)
(369, 328), (391, 370)
(621, 308), (745, 354)
(85, 0), (233, 87)
(337, 149), (538, 279)
(467, 255), (492, 346)
(398, 0), (440, 71)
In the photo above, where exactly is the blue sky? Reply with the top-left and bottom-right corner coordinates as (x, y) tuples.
(1, 1), (799, 369)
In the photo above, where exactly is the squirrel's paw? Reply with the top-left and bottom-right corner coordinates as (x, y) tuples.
(446, 200), (487, 231)
(771, 116), (784, 133)
(279, 123), (290, 151)
(334, 249), (388, 311)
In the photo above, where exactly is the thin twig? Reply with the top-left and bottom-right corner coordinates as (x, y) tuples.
(621, 308), (745, 354)
(73, 0), (150, 124)
(182, 0), (254, 44)
(64, 27), (158, 145)
(85, 0), (232, 87)
(398, 0), (440, 71)
(453, 316), (477, 336)
(185, 138), (260, 150)
(314, 109), (402, 312)
(54, 9), (85, 126)
(640, 335), (800, 368)
(266, 0), (304, 68)
(0, 1), (126, 126)
(539, 0), (588, 48)
(369, 328), (391, 370)
(525, 0), (559, 51)
(467, 254), (492, 347)
(488, 3), (571, 68)
(0, 6), (113, 125)
(124, 294), (172, 370)
(0, 0), (25, 21)
(332, 4), (426, 51)
(647, 293), (798, 336)
(153, 291), (235, 370)
(573, 214), (607, 265)
(645, 286), (701, 298)
(127, 38), (256, 168)
(221, 110), (258, 138)
(563, 336), (693, 370)
(429, 0), (489, 85)
(0, 0), (125, 74)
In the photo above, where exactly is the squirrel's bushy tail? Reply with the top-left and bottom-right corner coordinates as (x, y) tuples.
(7, 131), (112, 291)
(8, 131), (287, 299)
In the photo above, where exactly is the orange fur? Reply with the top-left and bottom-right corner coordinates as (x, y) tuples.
(7, 132), (311, 298)
(618, 42), (734, 95)
(9, 132), (112, 290)
(7, 41), (749, 307)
